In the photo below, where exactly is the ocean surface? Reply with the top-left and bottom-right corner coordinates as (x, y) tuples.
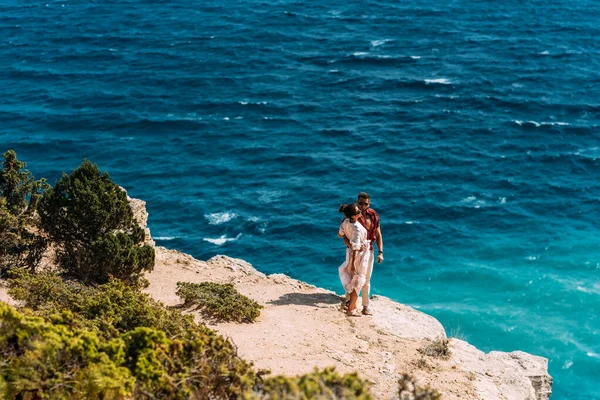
(2, 0), (599, 397)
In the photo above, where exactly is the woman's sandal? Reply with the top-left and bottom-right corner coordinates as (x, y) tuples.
(341, 299), (350, 310)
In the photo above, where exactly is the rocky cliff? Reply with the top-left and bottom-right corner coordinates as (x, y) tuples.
(128, 196), (552, 399)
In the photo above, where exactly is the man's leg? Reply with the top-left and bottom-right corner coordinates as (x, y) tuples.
(361, 250), (375, 309)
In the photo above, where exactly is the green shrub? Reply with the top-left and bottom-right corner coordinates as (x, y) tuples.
(38, 159), (154, 285)
(0, 302), (134, 399)
(176, 281), (264, 323)
(397, 373), (442, 400)
(0, 149), (48, 213)
(8, 270), (200, 340)
(5, 271), (259, 399)
(417, 338), (451, 359)
(0, 150), (48, 274)
(246, 367), (373, 400)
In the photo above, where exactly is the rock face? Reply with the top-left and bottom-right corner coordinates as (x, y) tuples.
(125, 191), (155, 247)
(130, 196), (553, 400)
(451, 340), (552, 400)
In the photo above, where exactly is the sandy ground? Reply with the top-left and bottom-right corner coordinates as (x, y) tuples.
(144, 248), (477, 399)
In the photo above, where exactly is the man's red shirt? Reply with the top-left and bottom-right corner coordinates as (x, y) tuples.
(358, 208), (379, 250)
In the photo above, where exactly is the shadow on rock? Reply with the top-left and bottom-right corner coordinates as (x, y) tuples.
(268, 292), (342, 307)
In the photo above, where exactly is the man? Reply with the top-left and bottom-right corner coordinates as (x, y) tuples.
(339, 192), (383, 315)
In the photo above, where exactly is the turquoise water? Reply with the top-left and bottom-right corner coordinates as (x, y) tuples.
(2, 1), (599, 397)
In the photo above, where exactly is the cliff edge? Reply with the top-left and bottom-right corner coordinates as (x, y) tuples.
(130, 197), (552, 400)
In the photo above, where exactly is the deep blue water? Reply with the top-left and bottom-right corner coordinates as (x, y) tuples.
(2, 0), (599, 398)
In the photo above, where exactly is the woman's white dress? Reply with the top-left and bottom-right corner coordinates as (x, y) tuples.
(338, 218), (370, 295)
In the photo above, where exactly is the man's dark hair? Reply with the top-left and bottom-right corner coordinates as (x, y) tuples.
(357, 192), (370, 200)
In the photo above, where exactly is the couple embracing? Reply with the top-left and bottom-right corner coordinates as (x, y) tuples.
(338, 192), (384, 316)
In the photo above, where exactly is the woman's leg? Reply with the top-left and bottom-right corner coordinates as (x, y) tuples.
(347, 290), (358, 315)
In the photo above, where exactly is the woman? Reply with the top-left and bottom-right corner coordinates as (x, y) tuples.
(338, 203), (370, 316)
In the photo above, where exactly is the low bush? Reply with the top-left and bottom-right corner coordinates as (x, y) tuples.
(8, 270), (202, 340)
(176, 281), (263, 323)
(397, 373), (441, 400)
(246, 367), (373, 400)
(417, 337), (451, 359)
(4, 271), (258, 399)
(0, 302), (134, 399)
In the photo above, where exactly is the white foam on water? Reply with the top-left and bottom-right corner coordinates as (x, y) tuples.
(461, 196), (487, 208)
(541, 121), (570, 126)
(576, 283), (600, 294)
(205, 212), (237, 225)
(203, 233), (242, 246)
(234, 116), (243, 119)
(425, 78), (451, 85)
(352, 52), (369, 56)
(525, 256), (538, 261)
(328, 69), (339, 73)
(247, 216), (259, 222)
(223, 117), (229, 120)
(410, 55), (421, 59)
(587, 352), (600, 359)
(515, 120), (569, 127)
(514, 120), (540, 127)
(405, 221), (418, 224)
(370, 39), (391, 47)
(499, 197), (507, 204)
(563, 360), (573, 369)
(154, 236), (177, 241)
(539, 50), (550, 55)
(238, 101), (268, 105)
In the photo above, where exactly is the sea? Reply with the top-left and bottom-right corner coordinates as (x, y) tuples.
(1, 0), (599, 398)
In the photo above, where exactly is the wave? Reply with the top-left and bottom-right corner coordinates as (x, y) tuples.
(238, 101), (269, 105)
(460, 196), (488, 208)
(370, 39), (392, 47)
(425, 78), (452, 85)
(154, 236), (178, 241)
(514, 120), (570, 128)
(203, 233), (242, 246)
(327, 53), (419, 67)
(205, 212), (237, 225)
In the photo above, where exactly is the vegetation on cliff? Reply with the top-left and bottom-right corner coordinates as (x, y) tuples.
(38, 159), (154, 285)
(0, 150), (439, 399)
(176, 281), (263, 323)
(0, 150), (48, 275)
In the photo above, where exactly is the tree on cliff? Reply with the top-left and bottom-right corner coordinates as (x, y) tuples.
(38, 159), (155, 284)
(0, 150), (48, 274)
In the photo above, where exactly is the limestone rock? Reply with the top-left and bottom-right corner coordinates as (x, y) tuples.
(121, 187), (155, 247)
(207, 255), (266, 278)
(451, 339), (552, 400)
(370, 295), (446, 339)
